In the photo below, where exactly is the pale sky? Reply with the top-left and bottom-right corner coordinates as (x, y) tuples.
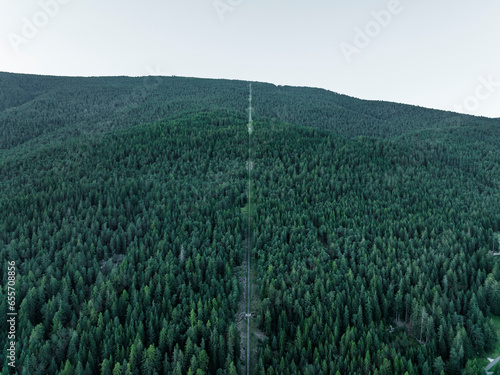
(0, 0), (499, 118)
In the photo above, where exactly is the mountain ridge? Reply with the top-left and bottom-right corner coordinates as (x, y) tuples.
(1, 71), (498, 154)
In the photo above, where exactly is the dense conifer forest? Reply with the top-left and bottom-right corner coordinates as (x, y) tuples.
(0, 72), (499, 374)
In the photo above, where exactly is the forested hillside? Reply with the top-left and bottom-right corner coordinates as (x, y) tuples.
(252, 121), (499, 374)
(1, 112), (248, 374)
(0, 73), (499, 374)
(0, 72), (497, 152)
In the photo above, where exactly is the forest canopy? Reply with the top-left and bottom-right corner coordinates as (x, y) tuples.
(0, 72), (499, 374)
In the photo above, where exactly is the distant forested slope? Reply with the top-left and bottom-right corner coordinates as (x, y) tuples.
(0, 71), (497, 151)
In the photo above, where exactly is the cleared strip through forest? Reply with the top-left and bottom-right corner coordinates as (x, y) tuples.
(246, 83), (252, 375)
